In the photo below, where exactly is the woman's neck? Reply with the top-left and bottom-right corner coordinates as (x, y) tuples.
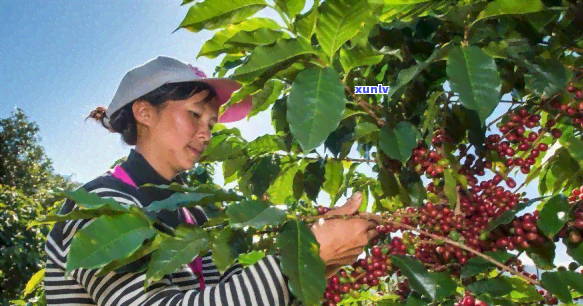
(134, 144), (176, 182)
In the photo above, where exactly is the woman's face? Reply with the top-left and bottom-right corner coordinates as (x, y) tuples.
(145, 89), (219, 176)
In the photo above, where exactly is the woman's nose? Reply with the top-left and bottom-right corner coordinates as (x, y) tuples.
(198, 125), (211, 143)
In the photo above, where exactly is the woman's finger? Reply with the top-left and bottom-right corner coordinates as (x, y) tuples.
(367, 228), (378, 241)
(326, 249), (364, 266)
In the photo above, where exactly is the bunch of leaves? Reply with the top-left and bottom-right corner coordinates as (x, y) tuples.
(30, 0), (583, 305)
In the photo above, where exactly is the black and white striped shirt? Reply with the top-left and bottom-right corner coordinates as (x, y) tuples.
(44, 149), (295, 305)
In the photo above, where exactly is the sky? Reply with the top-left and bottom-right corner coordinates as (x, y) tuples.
(1, 1), (570, 266)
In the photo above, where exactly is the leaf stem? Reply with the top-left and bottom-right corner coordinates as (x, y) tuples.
(267, 4), (292, 30)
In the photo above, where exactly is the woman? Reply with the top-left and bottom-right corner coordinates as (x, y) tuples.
(44, 56), (379, 305)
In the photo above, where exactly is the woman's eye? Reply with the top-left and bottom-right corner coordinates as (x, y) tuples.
(190, 111), (201, 119)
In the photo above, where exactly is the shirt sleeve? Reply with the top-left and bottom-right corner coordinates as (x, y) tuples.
(67, 255), (293, 306)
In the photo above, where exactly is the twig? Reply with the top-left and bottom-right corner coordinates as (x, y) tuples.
(315, 56), (385, 127)
(344, 82), (386, 127)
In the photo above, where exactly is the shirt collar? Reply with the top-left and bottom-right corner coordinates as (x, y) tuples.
(121, 149), (184, 201)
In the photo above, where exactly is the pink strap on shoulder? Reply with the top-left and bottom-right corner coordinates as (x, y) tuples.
(111, 165), (205, 290)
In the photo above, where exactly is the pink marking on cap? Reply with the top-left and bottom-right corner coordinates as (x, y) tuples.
(189, 65), (207, 78)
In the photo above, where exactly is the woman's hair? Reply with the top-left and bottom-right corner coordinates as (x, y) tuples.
(86, 81), (217, 146)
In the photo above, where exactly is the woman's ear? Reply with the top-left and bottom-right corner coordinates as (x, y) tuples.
(132, 100), (157, 127)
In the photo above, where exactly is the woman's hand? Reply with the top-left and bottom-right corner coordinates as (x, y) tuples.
(310, 192), (380, 278)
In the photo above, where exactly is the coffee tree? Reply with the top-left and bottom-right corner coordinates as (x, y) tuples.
(38, 0), (583, 305)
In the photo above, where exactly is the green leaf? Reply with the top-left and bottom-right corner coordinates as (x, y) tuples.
(461, 251), (514, 279)
(226, 199), (287, 229)
(323, 159), (344, 197)
(198, 18), (281, 59)
(145, 193), (213, 212)
(421, 92), (442, 146)
(231, 37), (316, 84)
(225, 28), (288, 47)
(248, 80), (286, 118)
(354, 122), (380, 140)
(303, 159), (327, 202)
(339, 43), (384, 75)
(267, 162), (304, 204)
(53, 187), (129, 212)
(275, 0), (305, 19)
(370, 0), (430, 3)
(244, 134), (287, 156)
(200, 133), (246, 162)
(476, 0), (545, 23)
(97, 235), (163, 277)
(67, 214), (156, 273)
(223, 156), (248, 184)
(511, 56), (569, 100)
(176, 0), (268, 33)
(141, 183), (243, 202)
(404, 295), (425, 306)
(33, 207), (125, 225)
(537, 194), (570, 239)
(276, 219), (326, 305)
(387, 46), (449, 99)
(447, 46), (501, 123)
(238, 250), (266, 266)
(464, 107), (487, 155)
(561, 127), (583, 161)
(391, 255), (456, 301)
(287, 67), (346, 153)
(315, 0), (372, 62)
(293, 0), (318, 39)
(23, 268), (44, 297)
(379, 121), (419, 164)
(211, 227), (251, 272)
(541, 270), (583, 304)
(567, 243), (583, 265)
(503, 276), (543, 303)
(220, 83), (264, 117)
(146, 226), (210, 286)
(239, 155), (282, 197)
(467, 278), (513, 297)
(443, 169), (457, 209)
(526, 238), (556, 270)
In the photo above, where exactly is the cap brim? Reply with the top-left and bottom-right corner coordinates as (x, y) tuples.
(197, 78), (252, 123)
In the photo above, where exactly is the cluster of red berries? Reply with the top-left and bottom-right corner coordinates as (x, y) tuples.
(491, 107), (556, 176)
(313, 91), (583, 304)
(408, 145), (445, 177)
(556, 185), (583, 243)
(537, 289), (560, 305)
(432, 129), (453, 147)
(453, 292), (487, 306)
(567, 84), (583, 99)
(491, 212), (544, 251)
(543, 84), (583, 129)
(322, 245), (398, 305)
